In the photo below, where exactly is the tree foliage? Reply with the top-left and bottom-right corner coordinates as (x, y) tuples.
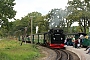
(1, 0), (90, 37)
(67, 0), (90, 33)
(0, 0), (16, 37)
(0, 0), (16, 22)
(6, 12), (49, 37)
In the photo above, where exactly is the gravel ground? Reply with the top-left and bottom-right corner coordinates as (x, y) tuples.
(38, 46), (57, 60)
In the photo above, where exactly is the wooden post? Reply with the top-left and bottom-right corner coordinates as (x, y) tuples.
(30, 16), (35, 44)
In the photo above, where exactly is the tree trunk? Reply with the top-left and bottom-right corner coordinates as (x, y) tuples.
(83, 18), (86, 33)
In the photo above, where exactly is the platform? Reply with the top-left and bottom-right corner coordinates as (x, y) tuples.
(66, 46), (90, 60)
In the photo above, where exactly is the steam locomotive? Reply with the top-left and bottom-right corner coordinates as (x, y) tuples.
(44, 28), (65, 48)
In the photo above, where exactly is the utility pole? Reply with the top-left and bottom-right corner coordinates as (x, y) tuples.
(30, 16), (35, 44)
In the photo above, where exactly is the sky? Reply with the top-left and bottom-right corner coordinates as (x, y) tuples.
(14, 0), (68, 19)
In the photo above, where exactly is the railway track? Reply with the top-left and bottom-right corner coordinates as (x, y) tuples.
(54, 49), (80, 60)
(39, 44), (80, 60)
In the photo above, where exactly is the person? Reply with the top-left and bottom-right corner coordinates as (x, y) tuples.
(64, 38), (67, 45)
(20, 35), (25, 46)
(72, 36), (75, 47)
(85, 35), (89, 39)
(84, 46), (90, 51)
(66, 37), (69, 46)
(77, 38), (80, 49)
(75, 39), (78, 48)
(86, 46), (90, 54)
(67, 37), (72, 46)
(79, 34), (84, 47)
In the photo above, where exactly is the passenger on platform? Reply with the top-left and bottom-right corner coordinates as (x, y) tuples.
(66, 37), (69, 46)
(79, 34), (84, 47)
(64, 38), (67, 45)
(85, 35), (89, 39)
(77, 38), (80, 49)
(67, 37), (72, 46)
(69, 37), (72, 46)
(75, 39), (78, 48)
(72, 36), (75, 47)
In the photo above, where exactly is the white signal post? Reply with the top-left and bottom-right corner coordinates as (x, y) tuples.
(36, 26), (38, 34)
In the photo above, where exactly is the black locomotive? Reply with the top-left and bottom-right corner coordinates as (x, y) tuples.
(44, 28), (65, 48)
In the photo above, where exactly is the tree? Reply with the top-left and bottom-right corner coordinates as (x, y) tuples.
(67, 0), (90, 33)
(11, 12), (48, 37)
(0, 0), (16, 23)
(0, 0), (16, 37)
(28, 12), (49, 33)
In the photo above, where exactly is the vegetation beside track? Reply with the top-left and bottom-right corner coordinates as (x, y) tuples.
(0, 39), (44, 60)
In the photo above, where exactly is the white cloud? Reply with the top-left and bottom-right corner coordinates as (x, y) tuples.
(14, 0), (68, 19)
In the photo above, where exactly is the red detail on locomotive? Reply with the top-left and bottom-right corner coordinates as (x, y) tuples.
(50, 44), (64, 48)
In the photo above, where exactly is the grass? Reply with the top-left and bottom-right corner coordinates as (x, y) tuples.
(0, 39), (43, 60)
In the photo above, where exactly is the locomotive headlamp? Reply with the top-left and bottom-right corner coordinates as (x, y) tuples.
(61, 38), (63, 40)
(53, 38), (55, 40)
